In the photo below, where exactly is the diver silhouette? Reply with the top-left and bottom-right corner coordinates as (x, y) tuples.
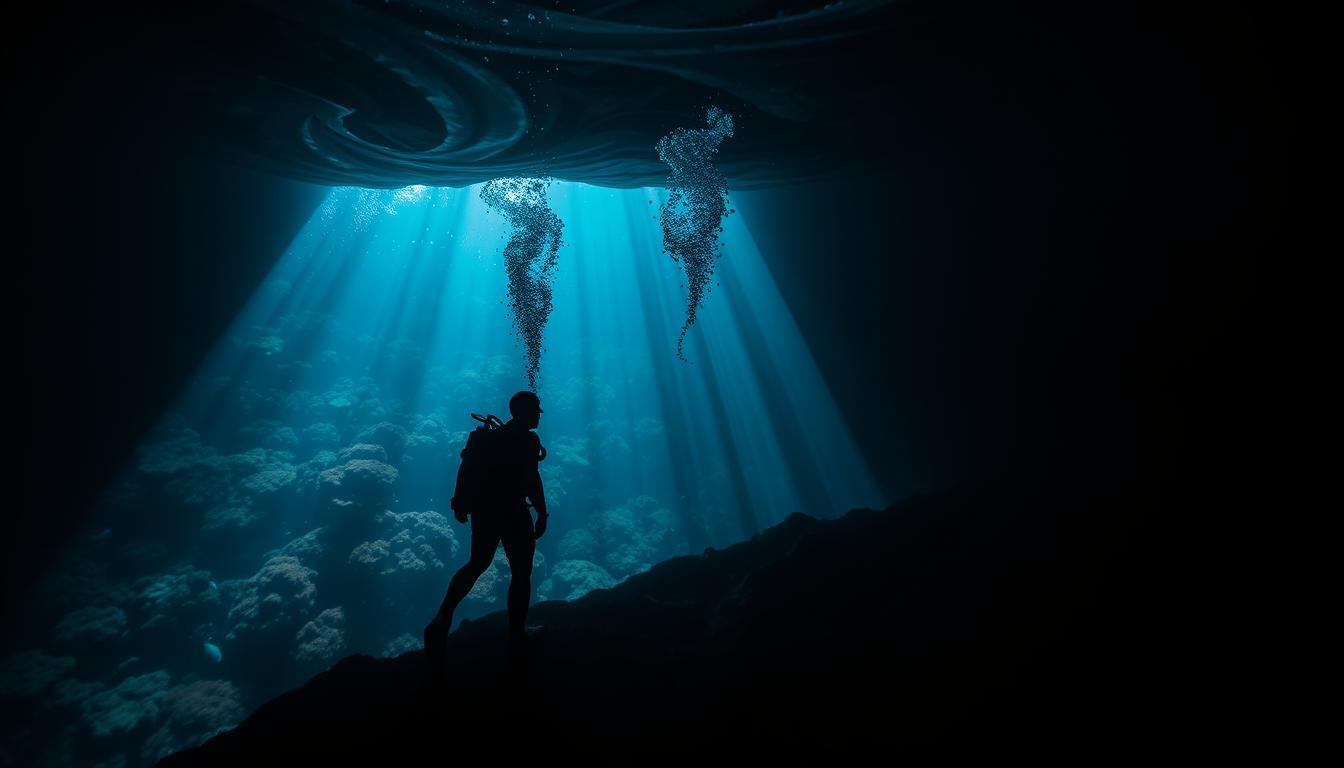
(424, 391), (549, 669)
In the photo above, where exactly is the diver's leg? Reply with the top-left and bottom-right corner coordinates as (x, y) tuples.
(500, 512), (536, 643)
(428, 516), (498, 639)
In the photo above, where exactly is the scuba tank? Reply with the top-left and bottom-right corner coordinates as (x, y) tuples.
(451, 412), (545, 522)
(451, 414), (501, 521)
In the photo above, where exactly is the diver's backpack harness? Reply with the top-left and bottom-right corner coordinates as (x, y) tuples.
(449, 413), (546, 522)
(470, 412), (505, 431)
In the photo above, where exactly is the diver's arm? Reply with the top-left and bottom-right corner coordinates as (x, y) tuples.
(528, 468), (548, 519)
(528, 468), (548, 540)
(526, 433), (548, 518)
(448, 451), (470, 521)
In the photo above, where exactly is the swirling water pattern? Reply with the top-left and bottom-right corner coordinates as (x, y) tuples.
(172, 0), (900, 188)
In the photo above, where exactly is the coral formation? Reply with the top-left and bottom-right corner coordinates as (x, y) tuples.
(292, 608), (346, 664)
(538, 560), (617, 602)
(0, 651), (77, 698)
(79, 670), (171, 737)
(225, 556), (318, 643)
(52, 607), (128, 645)
(140, 680), (245, 765)
(317, 459), (399, 508)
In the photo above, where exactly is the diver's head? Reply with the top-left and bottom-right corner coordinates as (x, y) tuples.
(509, 390), (543, 429)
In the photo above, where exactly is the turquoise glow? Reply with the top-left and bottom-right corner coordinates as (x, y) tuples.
(71, 182), (880, 700)
(168, 183), (879, 545)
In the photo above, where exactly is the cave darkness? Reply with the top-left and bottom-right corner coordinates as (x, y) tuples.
(7, 0), (1283, 755)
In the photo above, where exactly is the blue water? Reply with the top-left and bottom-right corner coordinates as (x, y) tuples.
(3, 182), (878, 766)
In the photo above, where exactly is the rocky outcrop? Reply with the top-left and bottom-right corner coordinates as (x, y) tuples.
(160, 485), (1152, 764)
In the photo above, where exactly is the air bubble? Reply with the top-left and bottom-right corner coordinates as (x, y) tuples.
(480, 178), (564, 389)
(655, 106), (735, 361)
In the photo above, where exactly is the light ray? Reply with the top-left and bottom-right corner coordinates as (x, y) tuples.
(61, 181), (881, 741)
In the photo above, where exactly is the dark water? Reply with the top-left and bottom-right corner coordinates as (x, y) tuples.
(4, 1), (1280, 764)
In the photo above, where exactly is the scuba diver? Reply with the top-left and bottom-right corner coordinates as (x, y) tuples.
(424, 391), (549, 669)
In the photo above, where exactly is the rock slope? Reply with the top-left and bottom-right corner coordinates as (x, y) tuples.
(161, 485), (1144, 764)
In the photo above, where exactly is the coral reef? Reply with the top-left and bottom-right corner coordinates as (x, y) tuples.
(537, 560), (617, 602)
(318, 458), (399, 508)
(589, 496), (685, 578)
(555, 528), (599, 561)
(380, 634), (422, 658)
(354, 422), (409, 464)
(80, 671), (171, 737)
(292, 608), (347, 664)
(225, 556), (318, 644)
(131, 566), (220, 634)
(52, 607), (128, 645)
(140, 681), (245, 765)
(301, 423), (341, 448)
(0, 650), (77, 698)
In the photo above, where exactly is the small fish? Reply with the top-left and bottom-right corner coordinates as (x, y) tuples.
(89, 528), (112, 542)
(208, 580), (219, 591)
(203, 642), (223, 663)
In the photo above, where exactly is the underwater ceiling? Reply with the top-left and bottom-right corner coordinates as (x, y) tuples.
(177, 0), (901, 188)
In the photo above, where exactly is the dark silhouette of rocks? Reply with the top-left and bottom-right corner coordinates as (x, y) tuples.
(160, 485), (1165, 764)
